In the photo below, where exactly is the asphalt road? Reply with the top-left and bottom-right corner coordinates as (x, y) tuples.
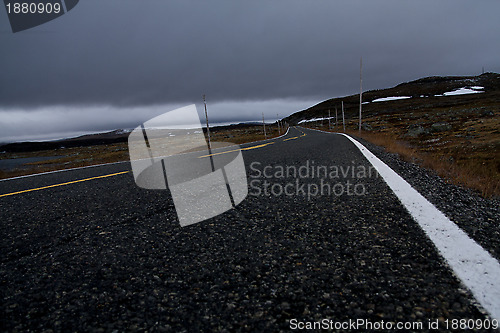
(0, 127), (497, 332)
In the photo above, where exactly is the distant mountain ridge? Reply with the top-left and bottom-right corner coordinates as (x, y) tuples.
(0, 122), (267, 153)
(0, 129), (134, 153)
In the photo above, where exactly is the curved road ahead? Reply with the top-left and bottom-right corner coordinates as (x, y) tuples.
(1, 127), (498, 332)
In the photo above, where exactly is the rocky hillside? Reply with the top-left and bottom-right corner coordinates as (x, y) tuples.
(285, 72), (500, 125)
(288, 73), (500, 197)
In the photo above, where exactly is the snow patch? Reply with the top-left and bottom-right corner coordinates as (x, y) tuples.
(436, 87), (484, 96)
(298, 117), (334, 124)
(114, 129), (133, 135)
(371, 96), (411, 102)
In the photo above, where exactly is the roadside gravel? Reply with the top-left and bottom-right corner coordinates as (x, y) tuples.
(348, 133), (500, 264)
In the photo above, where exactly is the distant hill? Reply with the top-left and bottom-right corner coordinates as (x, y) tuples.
(0, 129), (134, 153)
(0, 122), (267, 153)
(284, 72), (500, 125)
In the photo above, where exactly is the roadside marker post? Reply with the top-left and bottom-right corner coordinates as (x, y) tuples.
(328, 109), (331, 130)
(342, 101), (345, 133)
(335, 106), (338, 129)
(359, 56), (363, 133)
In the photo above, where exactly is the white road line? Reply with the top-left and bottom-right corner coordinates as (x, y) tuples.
(0, 161), (129, 182)
(240, 126), (290, 146)
(338, 132), (500, 321)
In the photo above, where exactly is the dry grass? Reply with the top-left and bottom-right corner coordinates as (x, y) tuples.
(303, 120), (499, 198)
(0, 143), (130, 179)
(0, 124), (285, 180)
(349, 130), (499, 198)
(209, 124), (282, 144)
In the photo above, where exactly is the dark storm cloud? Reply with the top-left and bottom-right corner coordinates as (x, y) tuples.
(1, 0), (499, 109)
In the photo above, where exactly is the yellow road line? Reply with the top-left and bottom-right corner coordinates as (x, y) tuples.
(282, 127), (306, 141)
(199, 127), (306, 158)
(241, 142), (274, 151)
(296, 128), (307, 137)
(198, 142), (274, 158)
(0, 171), (130, 198)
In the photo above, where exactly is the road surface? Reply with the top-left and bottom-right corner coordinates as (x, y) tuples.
(1, 127), (498, 332)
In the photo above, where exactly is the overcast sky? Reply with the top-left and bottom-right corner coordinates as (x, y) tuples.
(1, 0), (499, 142)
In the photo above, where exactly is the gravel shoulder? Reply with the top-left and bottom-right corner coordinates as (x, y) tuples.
(346, 132), (500, 264)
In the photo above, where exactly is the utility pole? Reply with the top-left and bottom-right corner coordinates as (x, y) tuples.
(328, 109), (331, 130)
(262, 112), (267, 139)
(203, 94), (212, 150)
(335, 106), (338, 129)
(203, 94), (215, 172)
(342, 101), (345, 133)
(277, 113), (281, 135)
(359, 56), (362, 133)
